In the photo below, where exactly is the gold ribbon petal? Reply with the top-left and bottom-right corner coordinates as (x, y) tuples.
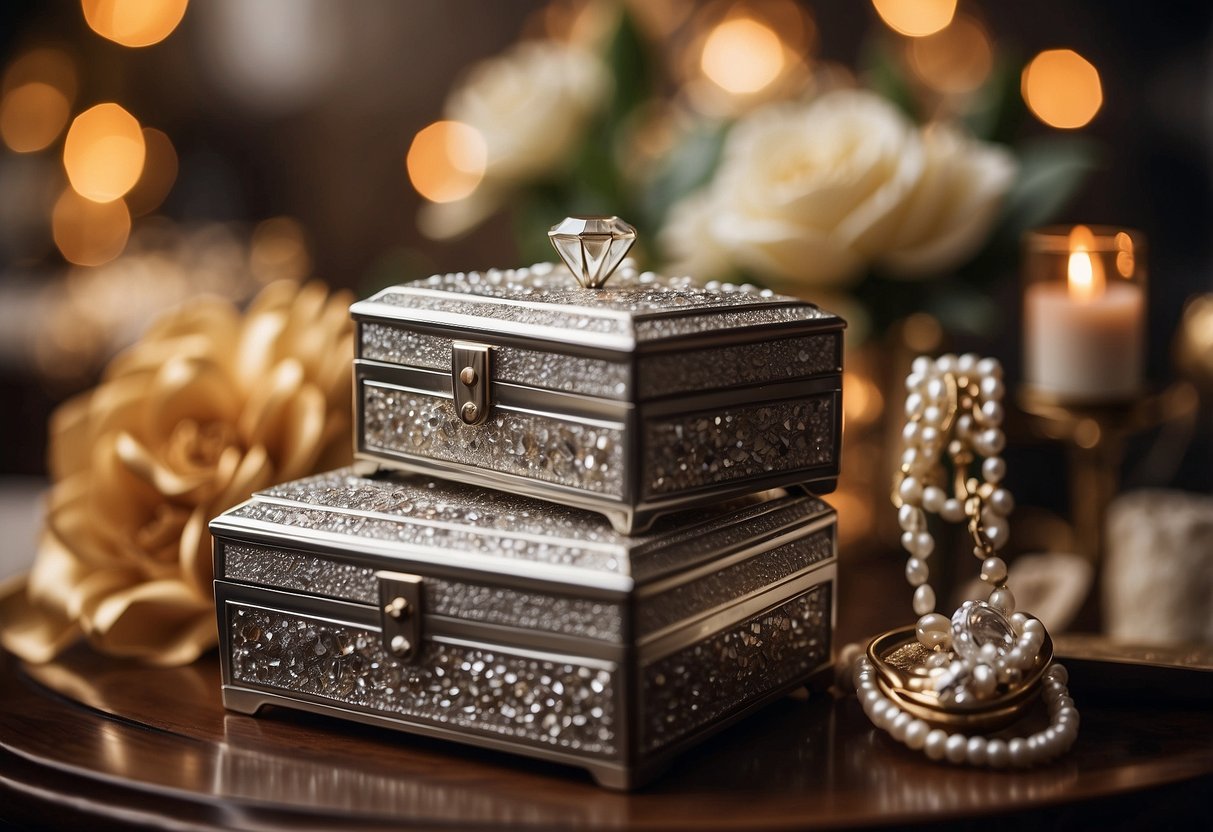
(83, 579), (215, 666)
(0, 574), (81, 664)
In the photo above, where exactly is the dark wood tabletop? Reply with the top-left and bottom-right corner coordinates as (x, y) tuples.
(1, 641), (1210, 831)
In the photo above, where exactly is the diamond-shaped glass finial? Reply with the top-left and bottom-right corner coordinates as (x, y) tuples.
(548, 216), (637, 289)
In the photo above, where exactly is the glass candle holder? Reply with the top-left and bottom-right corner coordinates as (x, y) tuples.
(1022, 225), (1147, 403)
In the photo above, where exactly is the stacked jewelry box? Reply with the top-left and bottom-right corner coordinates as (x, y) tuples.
(210, 217), (846, 788)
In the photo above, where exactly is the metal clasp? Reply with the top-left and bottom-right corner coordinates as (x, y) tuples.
(377, 570), (423, 663)
(452, 341), (491, 425)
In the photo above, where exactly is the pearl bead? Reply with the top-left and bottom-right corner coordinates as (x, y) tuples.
(937, 354), (957, 373)
(913, 584), (936, 615)
(971, 663), (997, 697)
(905, 720), (929, 750)
(890, 711), (912, 741)
(922, 411), (942, 432)
(906, 558), (929, 586)
(905, 372), (925, 392)
(902, 421), (921, 444)
(1047, 664), (1069, 685)
(1009, 608), (1028, 635)
(922, 486), (946, 513)
(986, 738), (1009, 768)
(901, 447), (921, 468)
(966, 736), (988, 766)
(1007, 647), (1028, 670)
(989, 587), (1015, 614)
(945, 733), (968, 763)
(983, 518), (1010, 550)
(909, 531), (934, 558)
(916, 613), (950, 647)
(905, 393), (924, 418)
(980, 556), (1007, 583)
(898, 504), (926, 532)
(926, 377), (946, 401)
(990, 488), (1015, 516)
(899, 477), (923, 506)
(982, 456), (1006, 483)
(958, 353), (977, 374)
(1008, 738), (1030, 767)
(980, 400), (1004, 426)
(912, 356), (931, 375)
(869, 699), (890, 722)
(976, 357), (1002, 378)
(980, 376), (1004, 400)
(955, 414), (974, 436)
(924, 729), (948, 760)
(979, 642), (999, 663)
(1023, 618), (1045, 638)
(975, 428), (1006, 456)
(941, 499), (965, 523)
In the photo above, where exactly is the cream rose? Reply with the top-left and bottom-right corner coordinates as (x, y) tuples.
(660, 90), (1016, 289)
(662, 90), (925, 288)
(420, 40), (610, 240)
(878, 123), (1016, 278)
(0, 281), (352, 665)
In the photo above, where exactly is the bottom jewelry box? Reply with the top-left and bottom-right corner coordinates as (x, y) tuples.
(209, 467), (836, 789)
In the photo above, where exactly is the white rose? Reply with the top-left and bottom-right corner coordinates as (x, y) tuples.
(660, 91), (1017, 289)
(419, 41), (609, 240)
(878, 123), (1017, 278)
(662, 90), (925, 289)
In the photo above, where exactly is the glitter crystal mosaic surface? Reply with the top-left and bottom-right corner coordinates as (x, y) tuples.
(636, 530), (834, 636)
(643, 395), (836, 496)
(228, 605), (618, 756)
(640, 585), (832, 752)
(637, 334), (839, 399)
(360, 324), (630, 400)
(220, 469), (829, 579)
(221, 544), (625, 641)
(362, 264), (839, 343)
(361, 384), (626, 496)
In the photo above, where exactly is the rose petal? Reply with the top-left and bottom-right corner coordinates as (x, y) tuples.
(0, 574), (81, 664)
(237, 358), (304, 449)
(114, 432), (214, 500)
(83, 580), (215, 666)
(147, 356), (240, 442)
(270, 384), (326, 481)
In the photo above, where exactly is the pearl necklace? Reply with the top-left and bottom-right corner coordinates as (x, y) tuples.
(862, 353), (1078, 765)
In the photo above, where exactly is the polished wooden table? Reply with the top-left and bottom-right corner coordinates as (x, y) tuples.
(1, 643), (1210, 830)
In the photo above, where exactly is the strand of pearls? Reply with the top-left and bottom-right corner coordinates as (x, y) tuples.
(866, 352), (1079, 766)
(897, 353), (1012, 626)
(854, 658), (1078, 767)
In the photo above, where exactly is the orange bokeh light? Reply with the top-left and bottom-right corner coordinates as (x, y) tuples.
(0, 82), (72, 152)
(700, 16), (786, 95)
(81, 0), (189, 48)
(907, 14), (992, 94)
(1022, 49), (1103, 129)
(406, 120), (487, 203)
(63, 102), (146, 203)
(125, 127), (178, 216)
(52, 187), (131, 266)
(872, 0), (957, 38)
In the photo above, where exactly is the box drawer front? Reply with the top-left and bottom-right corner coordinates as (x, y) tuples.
(638, 579), (833, 755)
(358, 377), (629, 500)
(219, 587), (623, 760)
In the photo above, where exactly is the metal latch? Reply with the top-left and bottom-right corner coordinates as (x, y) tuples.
(452, 341), (492, 425)
(377, 570), (423, 663)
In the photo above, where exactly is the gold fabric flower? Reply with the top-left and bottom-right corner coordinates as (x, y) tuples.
(0, 280), (353, 665)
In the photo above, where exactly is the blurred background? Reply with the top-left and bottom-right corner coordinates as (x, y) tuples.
(1, 0), (1211, 640)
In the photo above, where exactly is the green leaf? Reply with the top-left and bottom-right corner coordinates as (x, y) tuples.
(993, 136), (1103, 244)
(639, 121), (729, 230)
(859, 36), (920, 122)
(604, 5), (655, 126)
(962, 57), (1027, 144)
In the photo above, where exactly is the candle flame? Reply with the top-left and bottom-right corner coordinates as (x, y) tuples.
(1067, 225), (1105, 302)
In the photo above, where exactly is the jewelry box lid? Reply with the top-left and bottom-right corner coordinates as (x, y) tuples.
(209, 467), (834, 594)
(349, 216), (843, 353)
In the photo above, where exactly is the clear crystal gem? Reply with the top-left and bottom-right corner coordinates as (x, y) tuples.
(950, 600), (1015, 662)
(548, 216), (637, 289)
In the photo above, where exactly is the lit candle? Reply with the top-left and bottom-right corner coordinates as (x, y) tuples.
(1023, 226), (1145, 401)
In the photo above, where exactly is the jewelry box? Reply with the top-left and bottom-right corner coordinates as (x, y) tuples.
(349, 218), (844, 533)
(210, 467), (836, 789)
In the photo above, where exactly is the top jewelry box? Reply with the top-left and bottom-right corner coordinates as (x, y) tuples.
(351, 217), (844, 533)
